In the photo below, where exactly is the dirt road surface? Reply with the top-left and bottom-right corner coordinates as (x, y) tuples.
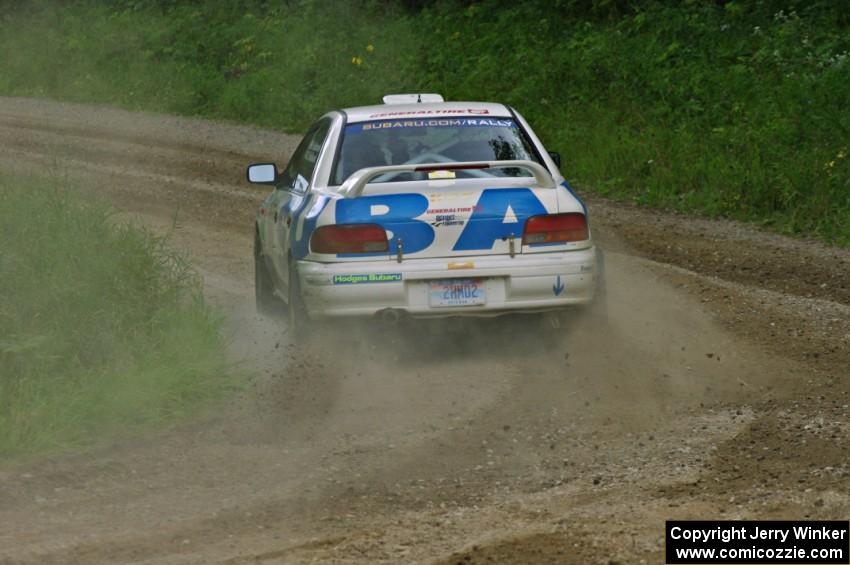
(0, 97), (848, 564)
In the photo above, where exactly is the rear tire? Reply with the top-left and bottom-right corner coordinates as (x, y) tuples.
(254, 230), (279, 316)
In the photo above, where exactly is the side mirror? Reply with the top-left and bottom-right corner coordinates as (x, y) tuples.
(247, 163), (278, 185)
(548, 151), (561, 168)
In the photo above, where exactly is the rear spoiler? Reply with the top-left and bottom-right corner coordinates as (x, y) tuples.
(337, 160), (555, 198)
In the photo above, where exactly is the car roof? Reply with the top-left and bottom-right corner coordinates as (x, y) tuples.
(342, 101), (513, 123)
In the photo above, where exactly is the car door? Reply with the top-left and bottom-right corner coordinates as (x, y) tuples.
(268, 118), (332, 292)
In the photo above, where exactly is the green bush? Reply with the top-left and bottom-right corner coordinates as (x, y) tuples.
(0, 1), (421, 124)
(0, 174), (231, 456)
(418, 1), (850, 243)
(0, 0), (847, 243)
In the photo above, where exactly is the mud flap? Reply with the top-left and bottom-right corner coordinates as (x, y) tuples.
(255, 230), (282, 317)
(589, 246), (608, 323)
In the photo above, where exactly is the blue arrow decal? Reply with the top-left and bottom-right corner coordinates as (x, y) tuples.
(553, 275), (565, 296)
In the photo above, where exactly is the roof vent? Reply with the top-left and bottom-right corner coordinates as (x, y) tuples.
(382, 93), (444, 105)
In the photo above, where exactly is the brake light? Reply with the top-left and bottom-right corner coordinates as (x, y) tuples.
(522, 213), (588, 244)
(311, 224), (388, 254)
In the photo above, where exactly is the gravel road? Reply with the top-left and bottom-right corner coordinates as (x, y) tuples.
(0, 97), (847, 564)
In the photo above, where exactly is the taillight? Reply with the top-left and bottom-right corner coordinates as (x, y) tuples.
(522, 213), (588, 245)
(311, 224), (388, 254)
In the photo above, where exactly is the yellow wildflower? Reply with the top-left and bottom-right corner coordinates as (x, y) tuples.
(366, 44), (375, 53)
(351, 56), (363, 66)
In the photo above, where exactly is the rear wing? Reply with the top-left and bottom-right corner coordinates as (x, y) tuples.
(337, 160), (556, 198)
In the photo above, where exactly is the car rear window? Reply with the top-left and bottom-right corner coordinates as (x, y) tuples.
(331, 117), (542, 185)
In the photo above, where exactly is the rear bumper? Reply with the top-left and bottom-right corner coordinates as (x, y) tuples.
(296, 246), (597, 319)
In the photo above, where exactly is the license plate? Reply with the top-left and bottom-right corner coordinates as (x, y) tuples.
(429, 278), (486, 307)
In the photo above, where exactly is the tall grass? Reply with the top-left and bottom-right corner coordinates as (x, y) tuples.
(0, 0), (847, 243)
(418, 1), (850, 243)
(0, 1), (421, 124)
(0, 173), (230, 457)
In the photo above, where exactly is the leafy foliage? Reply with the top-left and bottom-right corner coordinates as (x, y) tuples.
(418, 1), (850, 242)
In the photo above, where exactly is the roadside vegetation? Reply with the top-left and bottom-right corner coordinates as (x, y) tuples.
(0, 0), (847, 245)
(0, 174), (231, 457)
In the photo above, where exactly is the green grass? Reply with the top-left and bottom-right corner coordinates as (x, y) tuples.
(417, 1), (850, 244)
(0, 1), (848, 244)
(0, 173), (231, 457)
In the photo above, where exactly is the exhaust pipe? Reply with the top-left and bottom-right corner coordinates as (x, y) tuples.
(378, 308), (402, 326)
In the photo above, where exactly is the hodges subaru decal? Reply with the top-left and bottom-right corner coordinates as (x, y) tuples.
(333, 273), (403, 285)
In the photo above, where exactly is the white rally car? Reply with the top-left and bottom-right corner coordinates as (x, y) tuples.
(249, 94), (604, 329)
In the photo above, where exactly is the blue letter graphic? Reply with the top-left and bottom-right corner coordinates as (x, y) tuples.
(336, 194), (434, 256)
(453, 188), (547, 251)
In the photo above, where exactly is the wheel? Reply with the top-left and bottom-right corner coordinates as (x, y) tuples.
(254, 230), (279, 316)
(286, 257), (311, 340)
